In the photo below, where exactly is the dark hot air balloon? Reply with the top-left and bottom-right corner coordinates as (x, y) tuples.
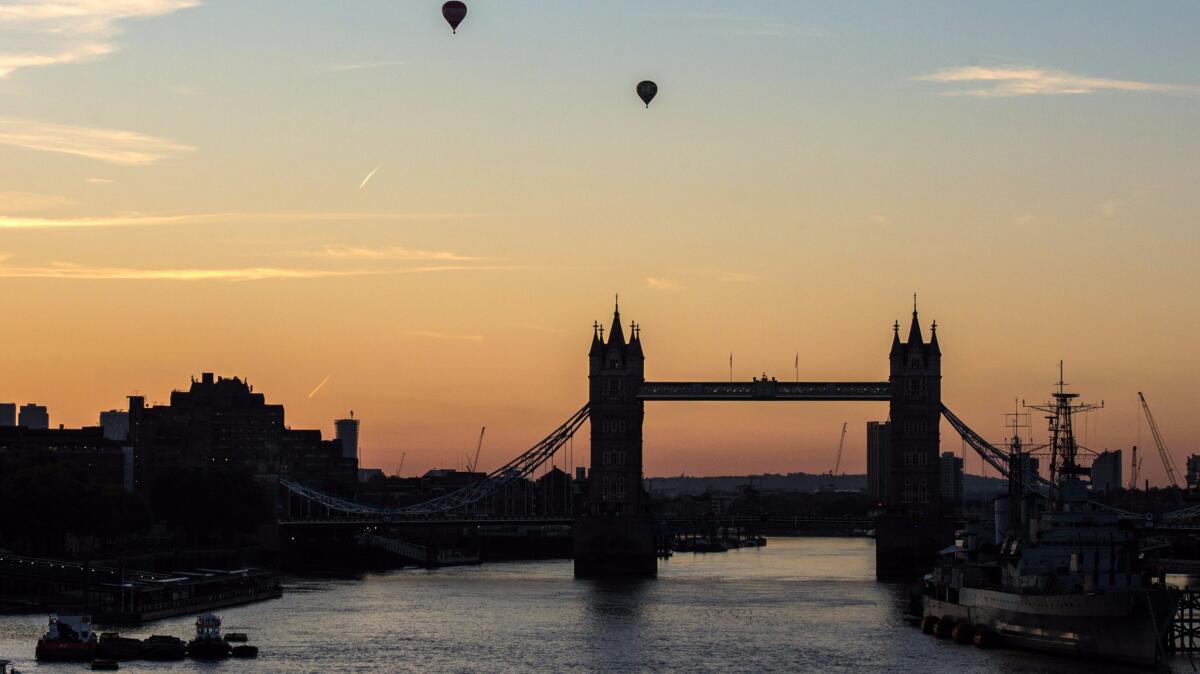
(442, 1), (467, 34)
(636, 80), (657, 108)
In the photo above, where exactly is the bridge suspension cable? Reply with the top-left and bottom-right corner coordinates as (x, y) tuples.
(281, 404), (590, 518)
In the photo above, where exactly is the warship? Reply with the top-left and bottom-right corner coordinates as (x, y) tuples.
(922, 368), (1180, 667)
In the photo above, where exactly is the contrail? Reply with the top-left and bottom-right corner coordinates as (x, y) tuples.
(358, 167), (379, 189)
(307, 375), (331, 398)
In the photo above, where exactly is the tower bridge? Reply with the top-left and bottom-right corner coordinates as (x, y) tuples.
(279, 298), (1071, 578)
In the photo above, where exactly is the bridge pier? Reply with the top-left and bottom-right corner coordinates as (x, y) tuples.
(573, 515), (657, 577)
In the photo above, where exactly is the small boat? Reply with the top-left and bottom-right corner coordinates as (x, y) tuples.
(96, 632), (142, 660)
(223, 632), (249, 642)
(187, 613), (231, 659)
(141, 635), (187, 661)
(231, 644), (259, 658)
(35, 614), (97, 662)
(91, 659), (120, 671)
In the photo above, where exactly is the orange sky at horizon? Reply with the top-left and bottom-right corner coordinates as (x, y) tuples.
(0, 2), (1196, 484)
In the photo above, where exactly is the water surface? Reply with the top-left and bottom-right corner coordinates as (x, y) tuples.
(0, 538), (1176, 672)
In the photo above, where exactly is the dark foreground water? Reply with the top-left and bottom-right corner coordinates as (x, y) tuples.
(0, 538), (1185, 672)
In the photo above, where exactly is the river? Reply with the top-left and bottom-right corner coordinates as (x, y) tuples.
(0, 538), (1182, 672)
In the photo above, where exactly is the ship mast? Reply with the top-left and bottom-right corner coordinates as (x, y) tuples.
(1024, 361), (1103, 508)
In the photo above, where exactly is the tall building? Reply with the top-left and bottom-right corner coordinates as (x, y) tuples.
(1091, 449), (1123, 493)
(866, 421), (890, 504)
(0, 403), (15, 427)
(335, 414), (360, 460)
(939, 452), (963, 505)
(18, 404), (48, 430)
(99, 410), (130, 442)
(129, 372), (356, 493)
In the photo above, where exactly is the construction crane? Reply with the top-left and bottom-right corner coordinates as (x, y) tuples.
(832, 422), (848, 476)
(1129, 445), (1141, 491)
(396, 451), (406, 477)
(1138, 392), (1180, 488)
(466, 426), (486, 473)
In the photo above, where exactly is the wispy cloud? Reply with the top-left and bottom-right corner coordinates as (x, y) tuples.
(0, 1), (200, 79)
(0, 117), (194, 165)
(0, 263), (365, 281)
(514, 322), (568, 335)
(685, 12), (821, 38)
(0, 211), (489, 230)
(398, 330), (485, 342)
(646, 277), (681, 291)
(0, 191), (71, 211)
(715, 271), (759, 283)
(1097, 188), (1152, 218)
(322, 61), (406, 73)
(916, 66), (1196, 97)
(290, 244), (480, 262)
(84, 177), (114, 184)
(0, 261), (523, 281)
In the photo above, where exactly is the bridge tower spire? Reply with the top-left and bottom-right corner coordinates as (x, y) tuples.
(575, 298), (655, 577)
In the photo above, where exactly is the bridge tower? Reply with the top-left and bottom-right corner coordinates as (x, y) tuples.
(876, 300), (955, 577)
(574, 299), (657, 577)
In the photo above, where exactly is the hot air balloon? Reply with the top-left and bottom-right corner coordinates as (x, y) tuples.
(442, 1), (467, 34)
(636, 80), (657, 108)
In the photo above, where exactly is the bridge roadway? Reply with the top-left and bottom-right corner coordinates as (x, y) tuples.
(638, 381), (891, 401)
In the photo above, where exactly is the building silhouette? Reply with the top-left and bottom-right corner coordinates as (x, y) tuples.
(18, 403), (49, 430)
(0, 426), (129, 489)
(1091, 449), (1123, 493)
(335, 414), (360, 460)
(0, 403), (15, 427)
(128, 373), (355, 494)
(100, 410), (129, 442)
(939, 451), (963, 507)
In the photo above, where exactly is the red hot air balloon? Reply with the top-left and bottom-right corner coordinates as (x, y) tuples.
(442, 1), (467, 34)
(636, 80), (657, 108)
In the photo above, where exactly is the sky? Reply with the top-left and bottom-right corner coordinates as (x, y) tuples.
(0, 1), (1197, 482)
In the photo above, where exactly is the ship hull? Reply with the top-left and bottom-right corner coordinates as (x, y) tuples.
(925, 587), (1179, 667)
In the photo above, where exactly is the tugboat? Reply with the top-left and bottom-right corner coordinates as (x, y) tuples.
(923, 367), (1181, 667)
(34, 614), (97, 661)
(140, 635), (187, 661)
(187, 613), (231, 659)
